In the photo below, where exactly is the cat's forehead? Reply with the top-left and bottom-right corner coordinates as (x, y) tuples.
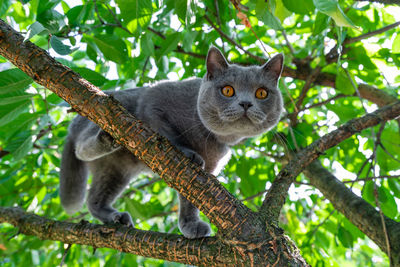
(216, 64), (276, 88)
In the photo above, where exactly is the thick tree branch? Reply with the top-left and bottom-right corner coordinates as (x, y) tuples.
(0, 19), (312, 266)
(259, 100), (400, 222)
(303, 160), (400, 265)
(0, 19), (264, 241)
(0, 207), (308, 266)
(0, 207), (237, 265)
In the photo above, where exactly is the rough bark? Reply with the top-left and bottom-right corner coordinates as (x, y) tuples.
(0, 207), (308, 266)
(0, 19), (307, 266)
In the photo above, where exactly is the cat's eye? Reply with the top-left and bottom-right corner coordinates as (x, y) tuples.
(221, 85), (235, 97)
(255, 88), (268, 99)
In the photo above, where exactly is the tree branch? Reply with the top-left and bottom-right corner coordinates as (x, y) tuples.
(344, 21), (400, 45)
(204, 14), (266, 63)
(0, 206), (309, 266)
(259, 100), (400, 223)
(0, 19), (264, 241)
(354, 0), (400, 5)
(303, 160), (400, 265)
(0, 207), (237, 265)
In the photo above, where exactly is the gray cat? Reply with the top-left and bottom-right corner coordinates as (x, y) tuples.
(60, 47), (283, 239)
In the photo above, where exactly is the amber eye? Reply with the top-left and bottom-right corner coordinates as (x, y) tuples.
(221, 85), (235, 97)
(255, 88), (268, 99)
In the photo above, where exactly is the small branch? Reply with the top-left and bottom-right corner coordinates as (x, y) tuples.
(342, 175), (400, 183)
(60, 244), (71, 267)
(303, 160), (400, 263)
(260, 100), (400, 223)
(204, 14), (265, 63)
(344, 21), (400, 45)
(354, 0), (400, 6)
(283, 94), (349, 120)
(281, 29), (295, 55)
(148, 27), (206, 59)
(289, 66), (322, 126)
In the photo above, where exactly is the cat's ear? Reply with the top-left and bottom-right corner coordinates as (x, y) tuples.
(262, 53), (284, 81)
(206, 46), (228, 80)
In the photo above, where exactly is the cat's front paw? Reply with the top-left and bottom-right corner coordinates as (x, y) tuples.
(111, 211), (133, 227)
(179, 220), (211, 239)
(98, 130), (120, 149)
(180, 148), (205, 168)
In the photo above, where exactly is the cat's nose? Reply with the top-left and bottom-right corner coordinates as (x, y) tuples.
(239, 101), (253, 111)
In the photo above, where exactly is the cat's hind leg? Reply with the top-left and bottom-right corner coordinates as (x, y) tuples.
(87, 170), (133, 226)
(178, 194), (211, 239)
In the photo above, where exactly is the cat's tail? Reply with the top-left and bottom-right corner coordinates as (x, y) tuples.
(59, 137), (88, 215)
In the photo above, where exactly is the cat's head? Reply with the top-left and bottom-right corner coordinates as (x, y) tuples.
(197, 46), (284, 144)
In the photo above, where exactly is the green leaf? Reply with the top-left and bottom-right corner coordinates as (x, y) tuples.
(66, 5), (90, 26)
(392, 34), (400, 54)
(335, 68), (356, 95)
(117, 0), (152, 32)
(283, 0), (314, 14)
(24, 21), (48, 41)
(379, 187), (397, 218)
(260, 10), (283, 30)
(313, 0), (357, 28)
(140, 33), (155, 57)
(157, 32), (181, 58)
(0, 69), (32, 95)
(0, 94), (33, 105)
(91, 34), (128, 64)
(0, 0), (12, 17)
(313, 12), (329, 35)
(388, 179), (400, 198)
(50, 36), (75, 55)
(0, 101), (30, 127)
(274, 0), (292, 22)
(12, 134), (34, 161)
(337, 225), (354, 248)
(71, 67), (107, 87)
(362, 181), (375, 204)
(182, 30), (198, 51)
(174, 0), (187, 23)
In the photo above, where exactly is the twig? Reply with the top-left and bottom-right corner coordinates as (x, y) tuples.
(288, 66), (322, 126)
(204, 14), (265, 63)
(281, 79), (298, 113)
(307, 209), (336, 242)
(283, 94), (349, 120)
(344, 21), (400, 45)
(148, 27), (206, 59)
(379, 143), (400, 163)
(60, 243), (71, 267)
(214, 0), (224, 52)
(281, 29), (295, 55)
(342, 175), (400, 183)
(370, 122), (392, 266)
(374, 182), (392, 265)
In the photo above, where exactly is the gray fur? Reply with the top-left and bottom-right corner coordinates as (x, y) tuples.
(59, 47), (284, 239)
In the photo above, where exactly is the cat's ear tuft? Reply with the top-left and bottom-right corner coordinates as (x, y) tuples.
(206, 46), (228, 80)
(262, 53), (284, 81)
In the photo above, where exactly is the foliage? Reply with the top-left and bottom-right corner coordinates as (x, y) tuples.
(0, 0), (399, 266)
